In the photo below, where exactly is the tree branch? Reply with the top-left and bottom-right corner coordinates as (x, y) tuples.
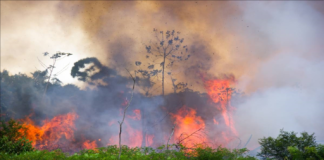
(177, 128), (203, 145)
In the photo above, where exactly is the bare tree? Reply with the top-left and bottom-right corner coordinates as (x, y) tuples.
(118, 69), (136, 160)
(136, 29), (190, 96)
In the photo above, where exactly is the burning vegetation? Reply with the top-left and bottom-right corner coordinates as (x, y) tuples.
(0, 29), (244, 154)
(1, 68), (241, 153)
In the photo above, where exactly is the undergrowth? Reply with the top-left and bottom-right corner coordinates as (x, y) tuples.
(0, 145), (256, 160)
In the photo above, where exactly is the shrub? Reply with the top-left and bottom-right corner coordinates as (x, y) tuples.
(288, 144), (324, 160)
(257, 129), (317, 160)
(193, 146), (256, 160)
(0, 119), (34, 154)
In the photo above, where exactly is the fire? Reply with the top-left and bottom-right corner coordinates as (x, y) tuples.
(107, 119), (143, 147)
(203, 78), (238, 140)
(19, 112), (97, 151)
(83, 140), (97, 150)
(127, 109), (141, 120)
(108, 107), (155, 147)
(124, 120), (143, 147)
(171, 106), (207, 148)
(16, 78), (239, 151)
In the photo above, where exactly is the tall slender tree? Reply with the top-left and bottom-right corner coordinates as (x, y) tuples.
(43, 51), (72, 95)
(137, 29), (190, 96)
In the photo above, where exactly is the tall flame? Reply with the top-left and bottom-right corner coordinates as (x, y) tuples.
(171, 106), (207, 148)
(19, 112), (95, 151)
(203, 78), (238, 141)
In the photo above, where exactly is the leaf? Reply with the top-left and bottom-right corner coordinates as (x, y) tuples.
(168, 40), (173, 45)
(146, 45), (151, 53)
(135, 61), (142, 66)
(148, 65), (154, 69)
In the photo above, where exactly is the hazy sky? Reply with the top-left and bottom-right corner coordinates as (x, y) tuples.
(2, 1), (324, 149)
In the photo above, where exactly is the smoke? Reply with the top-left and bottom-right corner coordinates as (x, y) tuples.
(232, 1), (324, 150)
(1, 1), (241, 90)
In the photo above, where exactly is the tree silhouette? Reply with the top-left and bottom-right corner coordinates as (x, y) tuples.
(136, 29), (190, 96)
(42, 52), (72, 95)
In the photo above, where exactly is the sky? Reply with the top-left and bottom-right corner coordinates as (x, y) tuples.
(1, 1), (324, 149)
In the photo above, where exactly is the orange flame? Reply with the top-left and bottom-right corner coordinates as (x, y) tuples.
(19, 112), (97, 151)
(203, 78), (238, 139)
(171, 106), (207, 148)
(83, 140), (97, 150)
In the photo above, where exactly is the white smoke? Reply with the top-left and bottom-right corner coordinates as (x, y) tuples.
(233, 1), (324, 150)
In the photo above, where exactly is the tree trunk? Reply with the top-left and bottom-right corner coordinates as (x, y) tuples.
(141, 108), (146, 147)
(44, 58), (57, 95)
(162, 54), (165, 96)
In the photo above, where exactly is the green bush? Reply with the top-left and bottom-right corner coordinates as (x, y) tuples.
(0, 119), (34, 154)
(257, 129), (317, 160)
(288, 144), (324, 160)
(193, 146), (256, 160)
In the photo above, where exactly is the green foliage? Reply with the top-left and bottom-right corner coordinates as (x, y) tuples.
(0, 119), (34, 154)
(257, 129), (317, 160)
(0, 136), (34, 155)
(0, 119), (25, 140)
(192, 146), (255, 160)
(0, 144), (256, 160)
(288, 144), (324, 160)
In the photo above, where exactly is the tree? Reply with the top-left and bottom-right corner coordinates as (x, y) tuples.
(136, 29), (190, 96)
(257, 129), (317, 160)
(0, 119), (34, 154)
(135, 68), (159, 97)
(42, 51), (72, 95)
